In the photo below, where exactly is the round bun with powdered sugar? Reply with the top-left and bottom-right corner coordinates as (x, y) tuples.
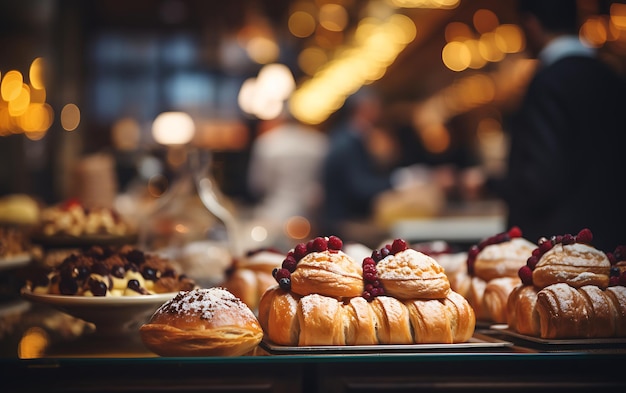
(140, 287), (263, 356)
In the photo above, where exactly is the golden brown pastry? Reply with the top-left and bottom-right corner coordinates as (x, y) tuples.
(506, 284), (540, 336)
(259, 236), (475, 346)
(482, 276), (521, 324)
(464, 227), (533, 324)
(140, 288), (263, 356)
(258, 285), (475, 346)
(535, 283), (626, 339)
(220, 248), (283, 310)
(532, 243), (610, 289)
(289, 248), (363, 298)
(376, 248), (450, 300)
(508, 229), (626, 339)
(473, 237), (535, 282)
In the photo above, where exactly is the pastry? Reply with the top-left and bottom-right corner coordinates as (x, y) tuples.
(464, 226), (533, 323)
(26, 245), (196, 296)
(140, 287), (263, 356)
(374, 246), (450, 300)
(535, 283), (626, 339)
(607, 245), (626, 286)
(286, 237), (363, 298)
(508, 228), (626, 338)
(481, 276), (520, 324)
(259, 236), (475, 346)
(220, 248), (283, 310)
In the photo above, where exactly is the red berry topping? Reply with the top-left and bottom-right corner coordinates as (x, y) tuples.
(609, 276), (620, 287)
(282, 255), (298, 272)
(312, 237), (328, 252)
(293, 243), (308, 261)
(328, 235), (343, 250)
(508, 226), (522, 238)
(518, 265), (533, 285)
(391, 239), (408, 254)
(275, 268), (291, 281)
(576, 228), (593, 244)
(526, 255), (539, 270)
(620, 271), (626, 286)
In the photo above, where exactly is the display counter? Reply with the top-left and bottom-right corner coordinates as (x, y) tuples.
(2, 302), (625, 393)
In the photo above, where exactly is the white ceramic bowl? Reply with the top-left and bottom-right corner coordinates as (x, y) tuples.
(21, 288), (177, 336)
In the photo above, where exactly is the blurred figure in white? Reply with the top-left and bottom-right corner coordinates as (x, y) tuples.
(247, 110), (328, 232)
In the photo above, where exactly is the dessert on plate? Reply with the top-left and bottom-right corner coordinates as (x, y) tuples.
(25, 245), (196, 296)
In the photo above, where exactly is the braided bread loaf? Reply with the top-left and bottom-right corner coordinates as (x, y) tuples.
(258, 236), (475, 346)
(507, 229), (626, 339)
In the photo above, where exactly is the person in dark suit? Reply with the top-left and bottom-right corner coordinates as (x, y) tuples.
(320, 89), (394, 237)
(503, 0), (626, 251)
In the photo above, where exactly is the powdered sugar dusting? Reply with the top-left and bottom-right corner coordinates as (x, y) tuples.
(377, 249), (444, 279)
(155, 287), (248, 320)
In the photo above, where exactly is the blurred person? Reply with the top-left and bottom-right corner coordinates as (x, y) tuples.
(319, 89), (395, 237)
(501, 0), (626, 250)
(247, 110), (328, 228)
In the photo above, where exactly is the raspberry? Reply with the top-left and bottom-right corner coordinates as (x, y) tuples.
(371, 250), (382, 262)
(363, 271), (377, 282)
(538, 239), (553, 254)
(576, 228), (593, 244)
(468, 245), (480, 259)
(362, 257), (376, 267)
(609, 276), (620, 287)
(327, 235), (343, 250)
(362, 291), (373, 302)
(380, 247), (391, 259)
(561, 234), (575, 245)
(527, 255), (539, 270)
(293, 243), (308, 261)
(518, 265), (533, 285)
(312, 236), (328, 252)
(275, 268), (291, 281)
(391, 238), (408, 254)
(282, 255), (298, 272)
(508, 226), (522, 238)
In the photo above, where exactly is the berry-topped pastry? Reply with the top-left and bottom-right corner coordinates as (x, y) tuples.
(273, 236), (363, 298)
(607, 245), (626, 287)
(518, 228), (610, 289)
(463, 227), (534, 323)
(507, 228), (626, 339)
(368, 239), (450, 300)
(258, 235), (475, 346)
(220, 247), (284, 310)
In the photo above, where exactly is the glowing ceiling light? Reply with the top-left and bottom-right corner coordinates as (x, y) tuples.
(152, 111), (195, 145)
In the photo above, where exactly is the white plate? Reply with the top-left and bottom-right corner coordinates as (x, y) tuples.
(0, 253), (31, 271)
(21, 288), (177, 336)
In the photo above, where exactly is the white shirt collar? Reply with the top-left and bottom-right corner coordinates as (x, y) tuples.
(539, 35), (596, 67)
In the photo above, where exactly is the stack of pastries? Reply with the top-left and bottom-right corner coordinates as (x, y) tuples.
(219, 248), (284, 311)
(507, 228), (626, 339)
(258, 235), (475, 346)
(465, 227), (536, 324)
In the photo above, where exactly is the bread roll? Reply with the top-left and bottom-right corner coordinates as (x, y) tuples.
(140, 288), (263, 356)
